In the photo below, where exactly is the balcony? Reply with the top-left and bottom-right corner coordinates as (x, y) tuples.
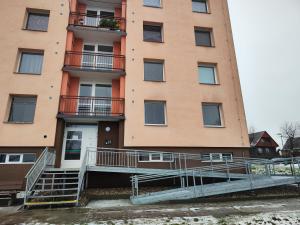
(68, 12), (126, 42)
(63, 51), (125, 78)
(58, 96), (125, 121)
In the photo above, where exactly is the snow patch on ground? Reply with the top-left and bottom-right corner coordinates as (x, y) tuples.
(21, 211), (300, 225)
(86, 199), (133, 209)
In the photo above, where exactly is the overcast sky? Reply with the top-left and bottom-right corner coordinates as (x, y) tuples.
(227, 0), (300, 147)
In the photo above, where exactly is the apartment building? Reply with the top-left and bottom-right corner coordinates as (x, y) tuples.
(0, 0), (249, 195)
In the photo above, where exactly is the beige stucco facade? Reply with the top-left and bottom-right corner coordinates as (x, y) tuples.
(124, 0), (249, 148)
(0, 0), (69, 146)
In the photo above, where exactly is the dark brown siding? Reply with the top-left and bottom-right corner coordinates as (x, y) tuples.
(0, 147), (43, 191)
(54, 119), (65, 168)
(98, 122), (120, 148)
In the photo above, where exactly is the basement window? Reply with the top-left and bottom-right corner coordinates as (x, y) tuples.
(138, 152), (174, 162)
(0, 153), (36, 164)
(201, 153), (233, 162)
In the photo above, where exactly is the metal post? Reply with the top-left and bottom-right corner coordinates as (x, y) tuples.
(192, 170), (196, 197)
(200, 169), (204, 196)
(225, 159), (231, 182)
(184, 154), (188, 188)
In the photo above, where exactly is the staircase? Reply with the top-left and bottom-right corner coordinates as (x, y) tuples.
(24, 168), (80, 206)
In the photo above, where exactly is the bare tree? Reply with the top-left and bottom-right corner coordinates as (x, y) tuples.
(248, 126), (256, 145)
(280, 122), (300, 156)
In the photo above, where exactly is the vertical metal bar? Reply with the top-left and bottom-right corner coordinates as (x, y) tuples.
(184, 154), (188, 188)
(192, 170), (196, 197)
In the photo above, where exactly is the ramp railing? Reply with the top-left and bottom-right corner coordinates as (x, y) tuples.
(131, 156), (300, 198)
(86, 147), (270, 172)
(24, 147), (55, 204)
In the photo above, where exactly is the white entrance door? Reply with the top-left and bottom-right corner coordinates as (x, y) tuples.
(61, 125), (98, 169)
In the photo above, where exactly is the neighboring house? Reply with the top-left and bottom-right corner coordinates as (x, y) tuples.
(0, 0), (250, 198)
(249, 131), (279, 159)
(281, 137), (300, 157)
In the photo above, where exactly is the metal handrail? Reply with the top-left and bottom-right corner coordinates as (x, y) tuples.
(76, 150), (88, 205)
(24, 147), (55, 203)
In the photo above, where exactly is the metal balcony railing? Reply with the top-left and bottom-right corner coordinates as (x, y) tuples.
(64, 51), (125, 72)
(59, 96), (125, 117)
(69, 12), (126, 31)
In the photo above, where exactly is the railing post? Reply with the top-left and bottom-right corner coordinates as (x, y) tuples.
(225, 159), (231, 182)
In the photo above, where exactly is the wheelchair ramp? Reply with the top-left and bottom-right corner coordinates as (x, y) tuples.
(131, 175), (300, 205)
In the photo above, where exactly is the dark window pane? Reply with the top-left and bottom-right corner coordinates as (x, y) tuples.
(23, 154), (36, 163)
(139, 152), (150, 161)
(67, 131), (82, 140)
(9, 97), (37, 122)
(199, 66), (216, 84)
(19, 52), (43, 74)
(151, 153), (161, 161)
(83, 45), (95, 51)
(65, 140), (81, 160)
(79, 84), (92, 96)
(192, 0), (208, 13)
(201, 154), (210, 161)
(98, 45), (113, 53)
(195, 30), (212, 46)
(100, 11), (114, 18)
(144, 61), (164, 81)
(202, 104), (222, 126)
(222, 153), (232, 161)
(145, 101), (165, 124)
(0, 154), (6, 163)
(95, 84), (112, 97)
(86, 10), (97, 17)
(144, 0), (161, 7)
(144, 25), (162, 42)
(162, 153), (173, 161)
(8, 155), (21, 162)
(26, 12), (49, 31)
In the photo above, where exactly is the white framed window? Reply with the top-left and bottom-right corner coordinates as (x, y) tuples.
(0, 153), (36, 164)
(192, 0), (208, 13)
(198, 64), (217, 84)
(202, 103), (223, 127)
(138, 152), (174, 162)
(201, 153), (233, 162)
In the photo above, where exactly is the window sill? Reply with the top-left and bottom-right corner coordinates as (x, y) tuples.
(204, 125), (225, 128)
(144, 80), (166, 83)
(22, 28), (48, 32)
(196, 45), (216, 48)
(14, 72), (41, 76)
(4, 121), (34, 124)
(199, 82), (220, 86)
(145, 124), (168, 127)
(143, 40), (164, 44)
(143, 5), (162, 9)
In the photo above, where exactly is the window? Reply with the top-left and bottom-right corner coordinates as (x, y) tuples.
(198, 65), (217, 84)
(25, 10), (50, 31)
(23, 153), (36, 163)
(145, 101), (166, 125)
(144, 0), (161, 7)
(144, 60), (164, 81)
(0, 153), (36, 164)
(192, 0), (208, 13)
(0, 154), (6, 163)
(143, 24), (163, 42)
(138, 152), (174, 162)
(8, 96), (37, 123)
(202, 103), (222, 126)
(18, 51), (44, 74)
(195, 28), (213, 47)
(202, 153), (233, 162)
(64, 131), (82, 160)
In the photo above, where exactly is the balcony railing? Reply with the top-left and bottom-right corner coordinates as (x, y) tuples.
(69, 12), (126, 32)
(64, 51), (125, 72)
(59, 96), (125, 117)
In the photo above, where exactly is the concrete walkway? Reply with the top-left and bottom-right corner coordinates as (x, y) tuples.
(1, 197), (300, 224)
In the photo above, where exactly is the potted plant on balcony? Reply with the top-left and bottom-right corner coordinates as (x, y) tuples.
(99, 18), (120, 31)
